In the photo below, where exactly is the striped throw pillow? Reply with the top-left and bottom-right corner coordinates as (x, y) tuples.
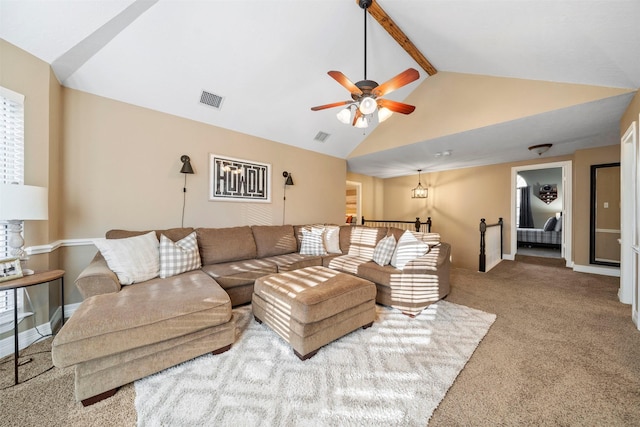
(391, 231), (430, 270)
(300, 228), (327, 256)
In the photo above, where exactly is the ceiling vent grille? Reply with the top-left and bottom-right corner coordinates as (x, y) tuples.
(314, 131), (330, 143)
(200, 90), (224, 109)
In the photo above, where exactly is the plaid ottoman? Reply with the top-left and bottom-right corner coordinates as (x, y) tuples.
(252, 266), (377, 360)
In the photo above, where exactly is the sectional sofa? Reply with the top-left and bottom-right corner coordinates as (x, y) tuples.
(52, 224), (451, 405)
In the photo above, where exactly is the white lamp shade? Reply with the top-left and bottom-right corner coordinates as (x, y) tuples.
(0, 184), (48, 221)
(378, 107), (393, 122)
(336, 107), (352, 124)
(358, 97), (377, 115)
(355, 116), (368, 128)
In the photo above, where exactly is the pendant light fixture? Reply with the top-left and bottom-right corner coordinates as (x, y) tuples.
(411, 169), (428, 199)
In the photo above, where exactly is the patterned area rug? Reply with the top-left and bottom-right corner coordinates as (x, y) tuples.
(135, 301), (496, 426)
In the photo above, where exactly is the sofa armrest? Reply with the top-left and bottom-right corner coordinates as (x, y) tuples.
(75, 253), (121, 299)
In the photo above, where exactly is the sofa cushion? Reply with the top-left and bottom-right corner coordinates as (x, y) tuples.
(201, 258), (277, 289)
(197, 226), (257, 265)
(251, 225), (297, 258)
(328, 254), (372, 275)
(159, 231), (201, 278)
(93, 231), (159, 285)
(391, 231), (430, 270)
(51, 270), (231, 366)
(372, 235), (396, 266)
(265, 253), (323, 272)
(106, 228), (194, 242)
(387, 227), (440, 245)
(347, 226), (387, 259)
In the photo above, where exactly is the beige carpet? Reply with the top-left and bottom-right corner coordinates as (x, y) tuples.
(2, 258), (639, 426)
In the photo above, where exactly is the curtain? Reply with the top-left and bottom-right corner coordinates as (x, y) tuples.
(519, 186), (534, 228)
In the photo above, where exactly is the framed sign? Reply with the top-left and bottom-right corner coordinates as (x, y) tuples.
(0, 257), (23, 283)
(209, 154), (271, 203)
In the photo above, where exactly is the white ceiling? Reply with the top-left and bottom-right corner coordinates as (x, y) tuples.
(2, 0), (639, 178)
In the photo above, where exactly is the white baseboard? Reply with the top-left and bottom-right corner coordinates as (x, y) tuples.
(572, 264), (621, 277)
(0, 302), (83, 359)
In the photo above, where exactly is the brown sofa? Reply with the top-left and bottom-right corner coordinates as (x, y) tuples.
(52, 224), (450, 404)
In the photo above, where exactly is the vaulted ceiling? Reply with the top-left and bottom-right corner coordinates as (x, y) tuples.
(2, 0), (639, 178)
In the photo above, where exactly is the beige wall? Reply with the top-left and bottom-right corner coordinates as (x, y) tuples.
(0, 40), (62, 335)
(572, 145), (621, 266)
(60, 88), (346, 302)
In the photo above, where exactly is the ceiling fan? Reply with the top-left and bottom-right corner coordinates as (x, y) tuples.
(311, 0), (420, 128)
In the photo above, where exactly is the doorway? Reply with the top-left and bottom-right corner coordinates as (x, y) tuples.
(345, 181), (362, 225)
(511, 161), (573, 267)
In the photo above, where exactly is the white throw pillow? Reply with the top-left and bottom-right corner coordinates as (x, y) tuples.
(94, 231), (160, 285)
(300, 228), (327, 256)
(373, 235), (396, 266)
(391, 231), (430, 270)
(159, 232), (201, 278)
(323, 225), (341, 254)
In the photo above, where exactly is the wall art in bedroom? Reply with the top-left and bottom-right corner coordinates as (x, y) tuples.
(209, 154), (271, 203)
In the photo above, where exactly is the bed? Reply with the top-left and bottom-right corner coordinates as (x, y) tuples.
(517, 216), (562, 247)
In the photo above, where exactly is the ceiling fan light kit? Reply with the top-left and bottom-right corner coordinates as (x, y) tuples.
(311, 0), (420, 128)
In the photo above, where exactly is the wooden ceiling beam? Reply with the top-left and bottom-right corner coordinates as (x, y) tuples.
(362, 0), (438, 76)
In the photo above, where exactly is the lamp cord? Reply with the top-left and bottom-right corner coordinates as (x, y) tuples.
(282, 183), (287, 226)
(181, 174), (187, 228)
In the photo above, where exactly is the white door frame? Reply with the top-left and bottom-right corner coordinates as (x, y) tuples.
(620, 121), (637, 320)
(510, 161), (573, 268)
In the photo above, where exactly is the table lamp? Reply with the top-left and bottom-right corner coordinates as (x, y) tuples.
(0, 183), (48, 275)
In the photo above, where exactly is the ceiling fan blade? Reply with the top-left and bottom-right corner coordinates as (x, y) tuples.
(377, 99), (416, 115)
(311, 100), (352, 111)
(328, 71), (363, 96)
(373, 68), (420, 97)
(352, 108), (363, 126)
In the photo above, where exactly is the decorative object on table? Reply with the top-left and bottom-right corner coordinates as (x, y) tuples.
(528, 143), (552, 156)
(0, 183), (49, 275)
(179, 155), (195, 227)
(310, 0), (420, 128)
(411, 169), (428, 199)
(209, 154), (271, 203)
(282, 171), (294, 225)
(0, 257), (23, 282)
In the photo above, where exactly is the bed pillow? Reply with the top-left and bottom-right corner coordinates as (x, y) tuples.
(373, 235), (397, 266)
(300, 228), (327, 256)
(543, 217), (557, 231)
(159, 231), (201, 278)
(94, 231), (159, 285)
(391, 231), (430, 270)
(554, 216), (563, 232)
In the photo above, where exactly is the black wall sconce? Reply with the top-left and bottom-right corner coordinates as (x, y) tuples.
(282, 171), (294, 225)
(180, 155), (195, 227)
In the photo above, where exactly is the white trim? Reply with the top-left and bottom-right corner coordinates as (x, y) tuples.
(511, 161), (573, 268)
(25, 238), (99, 255)
(573, 264), (621, 277)
(0, 301), (82, 358)
(620, 121), (637, 307)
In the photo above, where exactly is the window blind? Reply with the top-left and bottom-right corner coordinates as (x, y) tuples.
(0, 86), (25, 319)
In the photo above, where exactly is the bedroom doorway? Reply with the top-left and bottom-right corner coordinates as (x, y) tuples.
(511, 161), (572, 267)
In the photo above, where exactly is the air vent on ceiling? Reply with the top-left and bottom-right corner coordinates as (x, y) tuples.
(314, 131), (330, 143)
(199, 90), (224, 110)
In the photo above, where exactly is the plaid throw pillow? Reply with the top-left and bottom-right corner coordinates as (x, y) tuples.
(159, 231), (201, 278)
(299, 229), (327, 256)
(373, 235), (396, 266)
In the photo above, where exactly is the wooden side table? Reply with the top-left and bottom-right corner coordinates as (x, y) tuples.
(0, 269), (65, 385)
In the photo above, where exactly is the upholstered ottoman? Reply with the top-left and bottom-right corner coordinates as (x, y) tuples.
(252, 266), (377, 360)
